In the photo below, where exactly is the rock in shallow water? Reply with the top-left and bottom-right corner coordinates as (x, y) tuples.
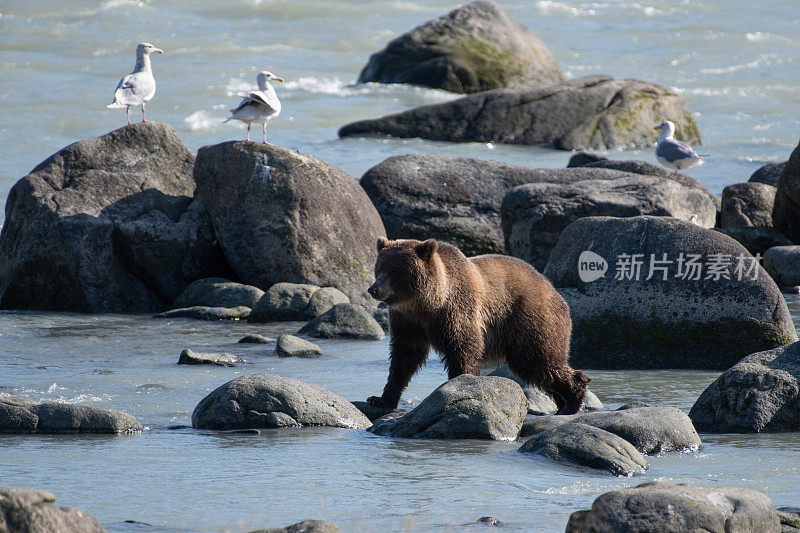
(0, 397), (142, 434)
(191, 374), (370, 430)
(763, 246), (800, 288)
(177, 349), (247, 367)
(276, 335), (323, 357)
(154, 305), (251, 320)
(368, 375), (527, 440)
(565, 482), (780, 533)
(0, 488), (106, 533)
(298, 304), (384, 340)
(248, 519), (339, 533)
(248, 282), (320, 322)
(238, 334), (275, 344)
(172, 277), (264, 309)
(519, 423), (648, 476)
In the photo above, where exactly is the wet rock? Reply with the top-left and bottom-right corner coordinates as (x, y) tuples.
(0, 122), (226, 312)
(0, 397), (142, 434)
(172, 277), (264, 309)
(773, 141), (800, 243)
(350, 400), (399, 422)
(720, 182), (776, 228)
(340, 75), (699, 151)
(177, 348), (247, 367)
(565, 482), (780, 533)
(487, 365), (602, 414)
(543, 216), (796, 369)
(357, 1), (563, 94)
(248, 283), (320, 322)
(567, 152), (609, 167)
(763, 246), (800, 287)
(714, 226), (792, 255)
(520, 423), (648, 476)
(249, 519), (339, 533)
(750, 161), (787, 187)
(519, 415), (571, 438)
(298, 304), (385, 340)
(276, 335), (323, 357)
(304, 287), (350, 318)
(193, 141), (385, 303)
(474, 517), (502, 527)
(0, 488), (105, 533)
(368, 375), (527, 440)
(502, 176), (718, 269)
(192, 373), (370, 430)
(153, 305), (251, 320)
(779, 508), (800, 532)
(689, 341), (800, 433)
(238, 334), (275, 344)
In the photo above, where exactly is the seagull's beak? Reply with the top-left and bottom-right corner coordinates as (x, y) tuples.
(274, 77), (284, 82)
(155, 48), (164, 54)
(653, 125), (661, 131)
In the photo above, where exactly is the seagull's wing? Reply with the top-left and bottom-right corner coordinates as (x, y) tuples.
(656, 138), (700, 162)
(229, 97), (256, 114)
(111, 72), (155, 106)
(246, 90), (280, 111)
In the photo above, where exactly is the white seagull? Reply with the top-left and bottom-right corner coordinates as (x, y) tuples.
(654, 120), (705, 174)
(107, 43), (164, 124)
(224, 71), (283, 143)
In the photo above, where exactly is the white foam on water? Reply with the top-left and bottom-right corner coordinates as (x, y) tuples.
(184, 110), (221, 131)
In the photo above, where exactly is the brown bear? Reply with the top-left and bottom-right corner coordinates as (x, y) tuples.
(366, 237), (589, 415)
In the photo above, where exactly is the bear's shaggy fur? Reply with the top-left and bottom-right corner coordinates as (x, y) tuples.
(366, 237), (589, 415)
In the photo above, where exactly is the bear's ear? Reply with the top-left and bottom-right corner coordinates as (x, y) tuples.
(415, 239), (438, 261)
(377, 236), (390, 252)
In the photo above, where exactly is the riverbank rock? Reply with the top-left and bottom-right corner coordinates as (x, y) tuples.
(0, 398), (142, 434)
(689, 341), (800, 432)
(356, 1), (563, 94)
(192, 374), (370, 430)
(714, 226), (792, 256)
(719, 182), (776, 228)
(369, 375), (527, 440)
(565, 482), (780, 533)
(249, 519), (339, 533)
(0, 488), (106, 533)
(238, 334), (275, 344)
(486, 365), (602, 414)
(750, 161), (787, 187)
(248, 283), (321, 322)
(773, 140), (800, 242)
(340, 75), (699, 151)
(276, 335), (323, 357)
(519, 423), (647, 476)
(172, 277), (264, 309)
(193, 141), (385, 303)
(543, 216), (796, 369)
(178, 349), (247, 367)
(502, 176), (717, 269)
(297, 304), (384, 340)
(154, 305), (251, 320)
(0, 122), (227, 312)
(763, 246), (800, 287)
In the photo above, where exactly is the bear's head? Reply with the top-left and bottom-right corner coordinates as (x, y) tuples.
(367, 237), (442, 308)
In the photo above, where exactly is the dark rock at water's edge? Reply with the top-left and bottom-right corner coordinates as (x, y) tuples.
(749, 161), (787, 187)
(248, 519), (339, 533)
(519, 423), (648, 476)
(191, 374), (370, 430)
(779, 508), (800, 532)
(340, 75), (700, 151)
(172, 277), (264, 309)
(565, 482), (780, 533)
(714, 226), (792, 256)
(763, 246), (800, 288)
(0, 123), (228, 312)
(298, 303), (385, 340)
(356, 1), (563, 94)
(502, 176), (718, 270)
(193, 141), (386, 304)
(0, 488), (106, 533)
(177, 348), (247, 367)
(248, 282), (321, 322)
(0, 397), (142, 433)
(351, 400), (400, 422)
(154, 305), (251, 320)
(690, 341), (800, 433)
(543, 216), (796, 369)
(773, 140), (800, 243)
(369, 375), (527, 440)
(238, 334), (275, 344)
(275, 334), (323, 357)
(719, 182), (776, 228)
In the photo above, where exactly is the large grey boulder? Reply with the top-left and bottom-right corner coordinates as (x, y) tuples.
(566, 482), (780, 533)
(502, 176), (718, 270)
(248, 283), (321, 322)
(519, 423), (647, 476)
(0, 488), (106, 533)
(719, 182), (776, 228)
(690, 341), (800, 433)
(773, 140), (800, 242)
(297, 304), (384, 340)
(368, 375), (527, 440)
(340, 75), (700, 151)
(191, 374), (370, 430)
(0, 398), (142, 434)
(763, 246), (800, 287)
(173, 277), (264, 309)
(0, 122), (226, 312)
(750, 161), (787, 186)
(193, 141), (385, 303)
(356, 1), (563, 94)
(543, 216), (796, 369)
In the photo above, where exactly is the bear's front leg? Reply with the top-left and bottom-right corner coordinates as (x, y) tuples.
(439, 321), (484, 380)
(368, 313), (430, 409)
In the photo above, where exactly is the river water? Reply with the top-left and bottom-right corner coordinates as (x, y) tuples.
(1, 0), (800, 531)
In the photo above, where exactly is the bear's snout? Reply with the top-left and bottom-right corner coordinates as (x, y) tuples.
(368, 278), (391, 301)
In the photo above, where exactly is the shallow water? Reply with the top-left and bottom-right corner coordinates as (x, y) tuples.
(2, 1), (800, 531)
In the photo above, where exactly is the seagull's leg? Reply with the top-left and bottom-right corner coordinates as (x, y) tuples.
(263, 123), (267, 144)
(126, 106), (131, 125)
(142, 102), (147, 122)
(246, 124), (251, 142)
